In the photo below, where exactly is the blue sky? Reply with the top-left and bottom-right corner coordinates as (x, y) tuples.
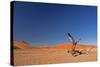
(13, 1), (97, 46)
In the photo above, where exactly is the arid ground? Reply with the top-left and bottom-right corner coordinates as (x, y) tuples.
(12, 40), (97, 66)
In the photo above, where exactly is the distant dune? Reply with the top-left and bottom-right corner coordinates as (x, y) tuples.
(40, 43), (96, 49)
(12, 40), (96, 49)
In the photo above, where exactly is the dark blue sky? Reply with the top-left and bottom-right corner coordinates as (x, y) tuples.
(13, 1), (97, 46)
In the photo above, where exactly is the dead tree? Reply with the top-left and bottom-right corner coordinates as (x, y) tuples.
(67, 32), (81, 56)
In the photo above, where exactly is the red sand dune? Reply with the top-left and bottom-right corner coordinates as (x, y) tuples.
(12, 40), (97, 66)
(12, 40), (96, 49)
(37, 43), (96, 49)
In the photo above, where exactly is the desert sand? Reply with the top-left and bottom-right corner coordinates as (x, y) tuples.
(12, 40), (97, 66)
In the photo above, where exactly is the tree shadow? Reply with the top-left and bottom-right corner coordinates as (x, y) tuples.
(67, 49), (87, 57)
